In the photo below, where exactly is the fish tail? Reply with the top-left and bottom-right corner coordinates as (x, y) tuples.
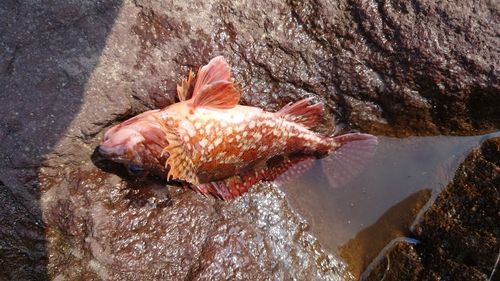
(322, 133), (378, 187)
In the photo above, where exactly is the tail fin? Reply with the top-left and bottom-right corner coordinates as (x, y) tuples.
(322, 133), (378, 188)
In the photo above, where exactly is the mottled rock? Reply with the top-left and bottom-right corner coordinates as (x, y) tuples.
(41, 165), (214, 280)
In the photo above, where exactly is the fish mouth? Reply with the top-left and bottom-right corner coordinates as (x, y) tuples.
(99, 143), (147, 169)
(98, 144), (127, 159)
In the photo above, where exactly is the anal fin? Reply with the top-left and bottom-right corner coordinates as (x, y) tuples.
(189, 155), (315, 200)
(271, 156), (315, 186)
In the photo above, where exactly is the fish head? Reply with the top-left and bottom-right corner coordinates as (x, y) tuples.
(99, 110), (169, 176)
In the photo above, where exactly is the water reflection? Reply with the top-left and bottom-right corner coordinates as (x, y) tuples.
(282, 132), (500, 275)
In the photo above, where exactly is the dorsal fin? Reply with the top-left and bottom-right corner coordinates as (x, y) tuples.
(176, 69), (195, 101)
(191, 56), (241, 109)
(277, 98), (324, 129)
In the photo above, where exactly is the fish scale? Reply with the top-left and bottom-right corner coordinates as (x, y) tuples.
(99, 56), (378, 200)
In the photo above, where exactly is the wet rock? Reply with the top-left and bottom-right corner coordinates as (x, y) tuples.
(40, 166), (214, 280)
(1, 0), (500, 280)
(190, 183), (349, 280)
(39, 165), (349, 280)
(362, 137), (500, 280)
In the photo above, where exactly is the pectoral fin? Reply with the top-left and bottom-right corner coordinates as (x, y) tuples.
(153, 116), (199, 185)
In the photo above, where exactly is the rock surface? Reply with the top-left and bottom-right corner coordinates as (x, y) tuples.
(0, 0), (499, 280)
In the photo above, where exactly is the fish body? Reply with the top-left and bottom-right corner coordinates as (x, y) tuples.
(99, 56), (378, 200)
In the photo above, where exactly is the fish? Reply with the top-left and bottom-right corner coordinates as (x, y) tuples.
(99, 56), (378, 200)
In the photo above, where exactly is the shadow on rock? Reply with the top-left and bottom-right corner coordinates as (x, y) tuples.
(0, 0), (123, 279)
(91, 147), (174, 209)
(91, 146), (131, 179)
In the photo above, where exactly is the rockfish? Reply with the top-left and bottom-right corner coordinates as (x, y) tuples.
(99, 56), (378, 200)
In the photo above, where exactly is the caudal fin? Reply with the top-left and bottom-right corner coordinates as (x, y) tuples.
(322, 133), (378, 188)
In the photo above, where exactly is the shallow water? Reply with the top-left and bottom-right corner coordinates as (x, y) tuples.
(281, 131), (500, 275)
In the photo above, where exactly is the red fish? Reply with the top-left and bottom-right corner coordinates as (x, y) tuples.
(99, 56), (378, 200)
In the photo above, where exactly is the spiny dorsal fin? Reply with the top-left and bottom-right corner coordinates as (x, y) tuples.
(277, 98), (324, 129)
(176, 69), (195, 101)
(191, 56), (240, 109)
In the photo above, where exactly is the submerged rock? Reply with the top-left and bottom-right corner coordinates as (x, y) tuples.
(362, 137), (500, 280)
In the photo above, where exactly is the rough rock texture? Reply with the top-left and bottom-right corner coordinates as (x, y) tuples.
(40, 161), (349, 280)
(363, 137), (500, 281)
(0, 181), (47, 280)
(1, 0), (499, 279)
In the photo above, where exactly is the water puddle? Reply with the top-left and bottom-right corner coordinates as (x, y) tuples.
(281, 131), (500, 277)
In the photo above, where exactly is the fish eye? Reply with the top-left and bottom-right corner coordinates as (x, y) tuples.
(126, 165), (143, 175)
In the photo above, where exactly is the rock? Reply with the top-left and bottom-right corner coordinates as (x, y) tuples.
(38, 163), (348, 280)
(362, 137), (500, 280)
(1, 0), (499, 279)
(0, 181), (47, 280)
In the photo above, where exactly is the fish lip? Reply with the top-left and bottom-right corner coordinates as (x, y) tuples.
(98, 144), (126, 158)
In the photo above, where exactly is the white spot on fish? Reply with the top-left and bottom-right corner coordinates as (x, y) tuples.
(206, 122), (214, 135)
(253, 132), (262, 142)
(235, 124), (245, 133)
(224, 126), (233, 136)
(207, 143), (214, 152)
(179, 120), (195, 137)
(199, 138), (208, 147)
(216, 151), (226, 161)
(214, 138), (223, 147)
